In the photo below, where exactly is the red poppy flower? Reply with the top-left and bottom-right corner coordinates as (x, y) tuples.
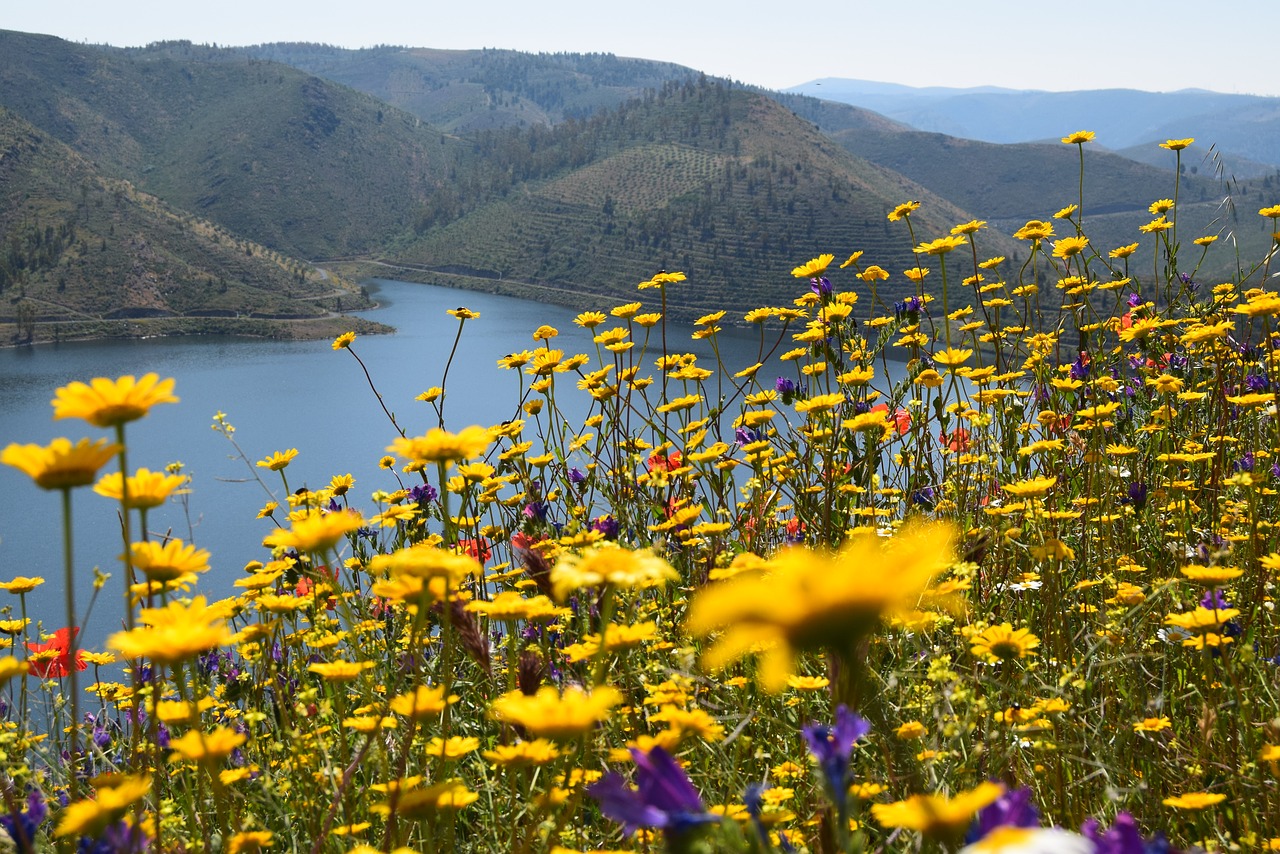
(295, 571), (338, 611)
(26, 627), (87, 678)
(460, 538), (492, 564)
(870, 403), (912, 435)
(647, 450), (682, 472)
(941, 427), (971, 453)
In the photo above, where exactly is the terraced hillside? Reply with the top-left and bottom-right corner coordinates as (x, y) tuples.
(394, 81), (1024, 320)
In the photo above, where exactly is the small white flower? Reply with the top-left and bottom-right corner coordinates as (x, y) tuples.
(1158, 625), (1194, 644)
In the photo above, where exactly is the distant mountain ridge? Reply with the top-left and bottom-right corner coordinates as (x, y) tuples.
(789, 78), (1280, 173)
(236, 43), (700, 132)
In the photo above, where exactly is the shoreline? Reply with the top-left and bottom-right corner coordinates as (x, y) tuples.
(0, 313), (394, 350)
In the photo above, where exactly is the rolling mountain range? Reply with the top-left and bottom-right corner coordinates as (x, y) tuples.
(2, 29), (1276, 343)
(792, 78), (1280, 176)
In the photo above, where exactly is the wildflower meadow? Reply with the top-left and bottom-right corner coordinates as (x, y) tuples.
(7, 133), (1280, 853)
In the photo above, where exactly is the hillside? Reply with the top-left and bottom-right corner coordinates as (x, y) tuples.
(0, 107), (385, 345)
(0, 30), (466, 260)
(831, 127), (1223, 220)
(391, 80), (1024, 319)
(1116, 142), (1278, 180)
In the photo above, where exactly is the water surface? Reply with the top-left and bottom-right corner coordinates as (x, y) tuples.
(2, 280), (870, 644)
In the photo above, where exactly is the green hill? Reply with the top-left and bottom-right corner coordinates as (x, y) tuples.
(0, 106), (385, 345)
(390, 80), (1023, 319)
(0, 30), (466, 260)
(831, 127), (1224, 220)
(19, 29), (1255, 340)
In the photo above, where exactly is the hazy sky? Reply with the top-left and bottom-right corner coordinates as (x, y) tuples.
(7, 0), (1279, 96)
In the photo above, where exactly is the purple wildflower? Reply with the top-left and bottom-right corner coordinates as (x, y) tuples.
(590, 515), (619, 539)
(409, 484), (437, 505)
(1201, 588), (1230, 610)
(776, 377), (798, 405)
(0, 790), (46, 854)
(1082, 812), (1173, 854)
(802, 705), (870, 797)
(1069, 354), (1090, 380)
(587, 747), (718, 840)
(78, 821), (149, 854)
(968, 786), (1039, 842)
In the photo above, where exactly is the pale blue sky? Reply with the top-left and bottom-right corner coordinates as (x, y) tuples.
(6, 0), (1278, 96)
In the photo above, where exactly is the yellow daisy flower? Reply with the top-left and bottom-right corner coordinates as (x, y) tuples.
(52, 373), (178, 427)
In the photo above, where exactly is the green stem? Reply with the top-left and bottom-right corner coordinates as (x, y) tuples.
(114, 425), (136, 631)
(1077, 141), (1086, 233)
(438, 318), (468, 429)
(60, 487), (80, 804)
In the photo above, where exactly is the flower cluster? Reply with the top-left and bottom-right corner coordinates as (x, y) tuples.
(3, 131), (1278, 852)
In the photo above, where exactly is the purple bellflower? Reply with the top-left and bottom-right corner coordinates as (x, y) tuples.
(967, 786), (1040, 843)
(587, 746), (719, 842)
(801, 705), (871, 797)
(590, 515), (619, 539)
(0, 790), (46, 854)
(1082, 811), (1177, 854)
(78, 822), (149, 854)
(776, 376), (799, 405)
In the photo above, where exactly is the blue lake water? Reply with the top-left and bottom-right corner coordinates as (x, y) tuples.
(0, 279), (903, 647)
